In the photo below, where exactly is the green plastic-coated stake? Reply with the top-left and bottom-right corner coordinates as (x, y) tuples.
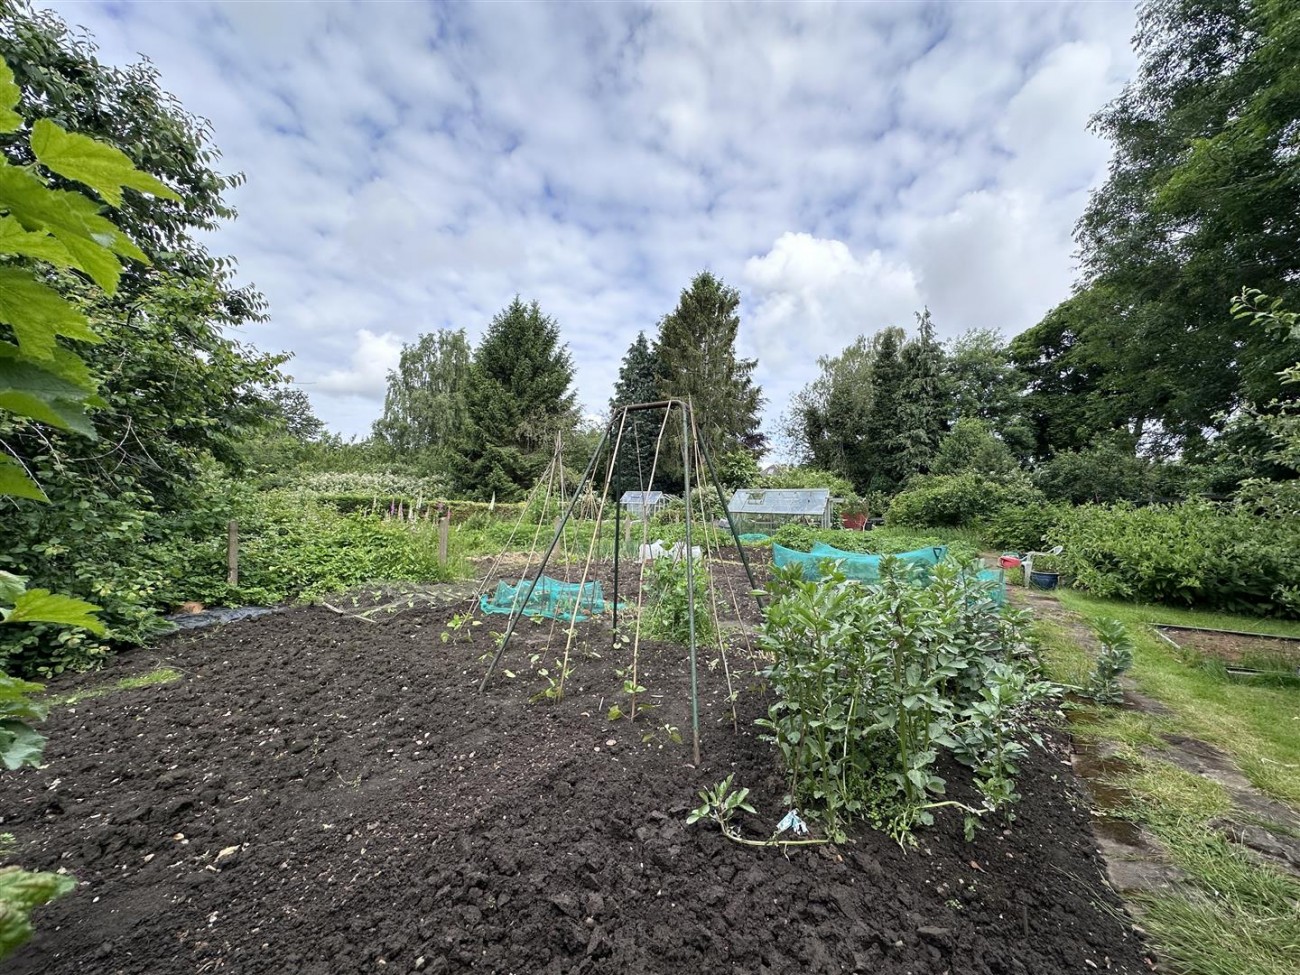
(680, 401), (701, 765)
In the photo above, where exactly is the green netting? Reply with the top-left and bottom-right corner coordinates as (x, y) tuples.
(738, 532), (771, 543)
(773, 542), (947, 582)
(977, 568), (1008, 606)
(773, 542), (1006, 604)
(480, 576), (610, 621)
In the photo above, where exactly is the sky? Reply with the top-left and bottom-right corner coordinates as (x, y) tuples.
(49, 0), (1138, 453)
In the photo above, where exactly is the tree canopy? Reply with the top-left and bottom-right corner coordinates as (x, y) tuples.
(454, 297), (577, 500)
(655, 271), (765, 459)
(1015, 0), (1300, 456)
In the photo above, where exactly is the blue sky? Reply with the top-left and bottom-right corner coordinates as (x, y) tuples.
(50, 0), (1137, 451)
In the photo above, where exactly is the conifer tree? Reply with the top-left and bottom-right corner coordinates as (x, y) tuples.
(455, 298), (577, 500)
(608, 332), (665, 495)
(654, 271), (766, 462)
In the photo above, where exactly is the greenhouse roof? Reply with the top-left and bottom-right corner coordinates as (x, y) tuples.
(728, 488), (831, 516)
(619, 491), (668, 504)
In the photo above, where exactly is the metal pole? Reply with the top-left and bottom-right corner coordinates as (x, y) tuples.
(696, 428), (764, 610)
(478, 423), (612, 692)
(612, 412), (622, 636)
(681, 402), (701, 765)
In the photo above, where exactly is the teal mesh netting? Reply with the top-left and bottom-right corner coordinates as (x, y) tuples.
(480, 576), (609, 621)
(773, 542), (947, 582)
(771, 542), (1006, 604)
(738, 533), (771, 543)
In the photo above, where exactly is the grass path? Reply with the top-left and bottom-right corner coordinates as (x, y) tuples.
(1025, 589), (1300, 975)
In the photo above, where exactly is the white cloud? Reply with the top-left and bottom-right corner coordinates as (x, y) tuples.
(48, 0), (1138, 450)
(311, 329), (403, 398)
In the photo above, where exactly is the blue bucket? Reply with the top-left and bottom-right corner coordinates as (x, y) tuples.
(1029, 570), (1059, 591)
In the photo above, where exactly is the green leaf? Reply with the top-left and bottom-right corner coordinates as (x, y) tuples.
(0, 571), (26, 605)
(0, 456), (46, 502)
(30, 119), (181, 207)
(0, 60), (21, 134)
(0, 267), (99, 360)
(0, 720), (46, 770)
(0, 353), (99, 437)
(0, 164), (134, 291)
(0, 865), (74, 959)
(0, 865), (73, 912)
(3, 588), (105, 635)
(0, 216), (79, 269)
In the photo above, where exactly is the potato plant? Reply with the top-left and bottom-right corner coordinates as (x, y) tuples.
(757, 559), (1056, 843)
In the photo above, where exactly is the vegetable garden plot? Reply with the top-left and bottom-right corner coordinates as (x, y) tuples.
(0, 604), (1152, 975)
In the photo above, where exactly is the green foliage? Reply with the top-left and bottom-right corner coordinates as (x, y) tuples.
(1033, 434), (1163, 504)
(1050, 502), (1300, 617)
(757, 560), (1054, 841)
(930, 418), (1018, 477)
(1016, 0), (1300, 456)
(643, 557), (714, 646)
(886, 472), (1043, 529)
(0, 670), (49, 770)
(0, 865), (75, 961)
(371, 328), (472, 470)
(655, 270), (765, 461)
(980, 502), (1067, 552)
(607, 331), (666, 495)
(455, 298), (578, 500)
(943, 328), (1033, 457)
(188, 488), (461, 608)
(715, 449), (760, 491)
(756, 465), (855, 499)
(788, 318), (948, 494)
(1081, 617), (1134, 704)
(687, 774), (756, 830)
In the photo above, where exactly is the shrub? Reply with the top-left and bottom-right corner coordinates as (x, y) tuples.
(981, 502), (1068, 552)
(757, 466), (855, 499)
(886, 473), (1043, 529)
(758, 560), (1055, 842)
(1049, 501), (1300, 617)
(1032, 437), (1160, 505)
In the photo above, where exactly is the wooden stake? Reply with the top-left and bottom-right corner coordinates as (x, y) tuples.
(438, 512), (450, 565)
(227, 520), (239, 586)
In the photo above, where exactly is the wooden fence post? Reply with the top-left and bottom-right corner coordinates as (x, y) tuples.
(227, 520), (239, 586)
(438, 512), (450, 565)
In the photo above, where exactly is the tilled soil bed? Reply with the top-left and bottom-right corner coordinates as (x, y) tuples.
(1, 599), (1150, 974)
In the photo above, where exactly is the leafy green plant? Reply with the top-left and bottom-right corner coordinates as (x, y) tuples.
(757, 558), (1054, 843)
(886, 472), (1043, 529)
(1049, 501), (1300, 618)
(687, 774), (756, 832)
(1081, 617), (1134, 705)
(644, 556), (714, 646)
(529, 654), (575, 704)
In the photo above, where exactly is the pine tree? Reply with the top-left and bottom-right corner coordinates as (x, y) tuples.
(860, 327), (908, 492)
(655, 271), (766, 465)
(454, 298), (577, 500)
(897, 309), (946, 475)
(608, 332), (666, 495)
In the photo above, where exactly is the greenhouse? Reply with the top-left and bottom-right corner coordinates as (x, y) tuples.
(727, 487), (833, 534)
(618, 490), (673, 520)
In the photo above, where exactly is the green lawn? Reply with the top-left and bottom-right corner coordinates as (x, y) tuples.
(1056, 591), (1300, 806)
(1041, 592), (1300, 975)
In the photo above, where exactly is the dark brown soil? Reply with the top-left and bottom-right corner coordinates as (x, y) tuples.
(1157, 625), (1300, 667)
(1, 593), (1151, 975)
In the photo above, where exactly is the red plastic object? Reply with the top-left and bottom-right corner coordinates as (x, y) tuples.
(999, 555), (1022, 569)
